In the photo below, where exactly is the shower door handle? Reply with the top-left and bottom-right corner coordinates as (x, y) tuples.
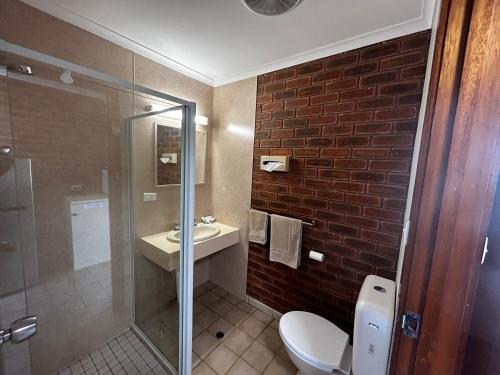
(0, 316), (37, 346)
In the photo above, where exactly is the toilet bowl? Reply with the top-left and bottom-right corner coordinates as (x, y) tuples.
(279, 275), (395, 375)
(279, 311), (353, 374)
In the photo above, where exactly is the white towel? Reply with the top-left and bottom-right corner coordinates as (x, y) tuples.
(249, 209), (268, 244)
(270, 214), (302, 269)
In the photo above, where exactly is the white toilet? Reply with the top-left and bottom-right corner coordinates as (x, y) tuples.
(279, 275), (396, 375)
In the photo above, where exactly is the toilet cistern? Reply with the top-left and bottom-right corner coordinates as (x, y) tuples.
(279, 275), (396, 375)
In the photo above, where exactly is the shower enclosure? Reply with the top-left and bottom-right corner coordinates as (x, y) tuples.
(0, 41), (195, 374)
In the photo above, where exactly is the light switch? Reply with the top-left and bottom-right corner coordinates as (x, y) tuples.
(143, 192), (157, 202)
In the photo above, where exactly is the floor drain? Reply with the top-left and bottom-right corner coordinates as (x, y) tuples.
(215, 331), (224, 339)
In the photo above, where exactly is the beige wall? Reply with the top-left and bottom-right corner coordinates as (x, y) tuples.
(1, 0), (260, 371)
(131, 56), (214, 324)
(0, 0), (134, 81)
(0, 0), (215, 372)
(209, 78), (257, 298)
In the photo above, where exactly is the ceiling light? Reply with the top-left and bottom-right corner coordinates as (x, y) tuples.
(242, 0), (303, 16)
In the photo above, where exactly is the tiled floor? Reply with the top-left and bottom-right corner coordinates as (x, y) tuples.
(56, 330), (168, 375)
(191, 282), (297, 375)
(56, 281), (297, 375)
(26, 261), (131, 374)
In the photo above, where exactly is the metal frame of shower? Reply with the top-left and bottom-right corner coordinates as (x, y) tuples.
(0, 39), (196, 375)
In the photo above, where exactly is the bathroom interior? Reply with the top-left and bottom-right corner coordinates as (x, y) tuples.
(0, 0), (498, 375)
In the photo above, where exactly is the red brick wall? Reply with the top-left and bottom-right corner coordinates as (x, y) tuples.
(157, 125), (182, 185)
(248, 30), (431, 332)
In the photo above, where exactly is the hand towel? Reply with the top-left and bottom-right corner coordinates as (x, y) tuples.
(270, 214), (302, 269)
(249, 209), (268, 245)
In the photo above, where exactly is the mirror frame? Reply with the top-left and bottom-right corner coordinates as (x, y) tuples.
(154, 120), (207, 188)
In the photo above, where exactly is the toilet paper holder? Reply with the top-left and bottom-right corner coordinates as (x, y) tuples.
(309, 250), (325, 262)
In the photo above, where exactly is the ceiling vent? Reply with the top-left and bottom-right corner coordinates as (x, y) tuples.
(242, 0), (303, 16)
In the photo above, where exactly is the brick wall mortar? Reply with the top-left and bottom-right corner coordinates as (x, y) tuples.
(248, 30), (431, 332)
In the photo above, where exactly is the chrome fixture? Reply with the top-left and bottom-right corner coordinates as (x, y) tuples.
(264, 213), (315, 227)
(9, 64), (33, 75)
(242, 0), (303, 16)
(173, 219), (199, 230)
(60, 69), (74, 84)
(0, 316), (38, 346)
(0, 145), (12, 155)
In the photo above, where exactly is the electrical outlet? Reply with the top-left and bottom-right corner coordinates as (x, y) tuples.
(143, 192), (157, 202)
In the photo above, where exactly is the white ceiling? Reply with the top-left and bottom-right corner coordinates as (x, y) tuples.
(21, 0), (436, 86)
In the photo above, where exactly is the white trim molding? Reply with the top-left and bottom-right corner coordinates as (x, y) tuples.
(20, 0), (436, 87)
(213, 15), (432, 86)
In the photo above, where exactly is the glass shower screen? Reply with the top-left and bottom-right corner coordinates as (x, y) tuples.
(0, 41), (195, 375)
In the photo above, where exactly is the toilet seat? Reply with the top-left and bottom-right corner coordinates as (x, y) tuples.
(279, 311), (350, 372)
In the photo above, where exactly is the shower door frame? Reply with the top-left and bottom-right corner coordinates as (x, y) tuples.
(127, 105), (195, 374)
(0, 39), (196, 375)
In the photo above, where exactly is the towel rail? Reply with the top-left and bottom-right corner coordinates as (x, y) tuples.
(266, 213), (314, 228)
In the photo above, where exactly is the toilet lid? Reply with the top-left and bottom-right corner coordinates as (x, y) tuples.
(279, 311), (349, 371)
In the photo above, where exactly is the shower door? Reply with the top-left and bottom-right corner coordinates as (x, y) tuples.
(0, 70), (33, 375)
(0, 45), (196, 374)
(130, 102), (196, 374)
(0, 52), (134, 374)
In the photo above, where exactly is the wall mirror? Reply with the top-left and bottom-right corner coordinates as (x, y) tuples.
(155, 121), (207, 187)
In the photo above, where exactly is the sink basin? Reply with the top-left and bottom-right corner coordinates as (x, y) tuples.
(141, 222), (239, 271)
(166, 224), (221, 243)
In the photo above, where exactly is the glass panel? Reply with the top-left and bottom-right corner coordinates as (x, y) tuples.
(0, 70), (32, 375)
(1, 47), (195, 375)
(3, 53), (133, 374)
(131, 97), (185, 371)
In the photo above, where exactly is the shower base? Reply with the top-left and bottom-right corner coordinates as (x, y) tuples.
(55, 329), (169, 375)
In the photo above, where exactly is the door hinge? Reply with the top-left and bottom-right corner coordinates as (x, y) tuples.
(402, 311), (421, 339)
(402, 219), (410, 247)
(481, 236), (489, 265)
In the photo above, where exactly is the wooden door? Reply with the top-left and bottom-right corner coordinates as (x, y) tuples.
(412, 0), (500, 372)
(461, 177), (500, 374)
(390, 0), (472, 371)
(391, 0), (500, 373)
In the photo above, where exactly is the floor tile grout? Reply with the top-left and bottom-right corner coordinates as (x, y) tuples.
(57, 281), (296, 375)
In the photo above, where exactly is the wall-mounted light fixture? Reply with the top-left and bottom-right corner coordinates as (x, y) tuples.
(145, 104), (208, 125)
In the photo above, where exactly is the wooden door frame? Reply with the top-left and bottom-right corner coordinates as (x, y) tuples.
(391, 0), (500, 372)
(414, 0), (500, 372)
(390, 0), (472, 372)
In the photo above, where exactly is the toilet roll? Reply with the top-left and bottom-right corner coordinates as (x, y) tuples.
(309, 250), (325, 262)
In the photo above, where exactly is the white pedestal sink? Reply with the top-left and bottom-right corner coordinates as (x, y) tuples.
(166, 223), (221, 243)
(140, 222), (239, 272)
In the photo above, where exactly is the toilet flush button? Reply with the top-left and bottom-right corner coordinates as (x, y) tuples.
(374, 285), (387, 293)
(368, 322), (379, 330)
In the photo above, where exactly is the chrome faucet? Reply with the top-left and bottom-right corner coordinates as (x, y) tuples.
(173, 219), (198, 230)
